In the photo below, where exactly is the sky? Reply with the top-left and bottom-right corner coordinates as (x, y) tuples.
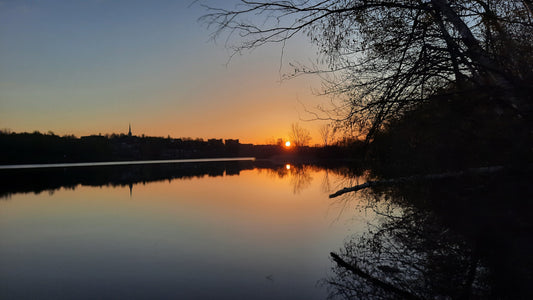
(0, 0), (328, 144)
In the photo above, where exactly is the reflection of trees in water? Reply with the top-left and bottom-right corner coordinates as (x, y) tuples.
(326, 171), (533, 299)
(326, 170), (370, 222)
(1, 161), (364, 198)
(323, 168), (370, 194)
(289, 165), (313, 194)
(327, 199), (489, 299)
(321, 169), (363, 194)
(263, 164), (366, 195)
(261, 164), (314, 194)
(261, 165), (289, 179)
(0, 161), (255, 199)
(321, 169), (332, 193)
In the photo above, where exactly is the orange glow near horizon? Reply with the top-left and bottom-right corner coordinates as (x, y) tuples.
(0, 1), (332, 148)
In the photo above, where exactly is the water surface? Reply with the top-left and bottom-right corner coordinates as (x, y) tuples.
(0, 162), (370, 299)
(0, 157), (255, 170)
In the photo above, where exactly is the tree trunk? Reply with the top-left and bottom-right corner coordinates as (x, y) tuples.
(329, 166), (505, 198)
(430, 0), (523, 111)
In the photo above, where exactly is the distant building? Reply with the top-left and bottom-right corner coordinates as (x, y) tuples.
(224, 139), (240, 147)
(225, 139), (240, 156)
(128, 124), (132, 137)
(208, 138), (224, 147)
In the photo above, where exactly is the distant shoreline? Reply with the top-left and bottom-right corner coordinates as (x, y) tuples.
(0, 131), (365, 166)
(0, 157), (256, 170)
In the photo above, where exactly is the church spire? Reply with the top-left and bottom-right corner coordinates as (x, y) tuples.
(128, 123), (132, 137)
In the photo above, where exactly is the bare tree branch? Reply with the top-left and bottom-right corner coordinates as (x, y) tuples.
(200, 0), (532, 138)
(329, 165), (506, 198)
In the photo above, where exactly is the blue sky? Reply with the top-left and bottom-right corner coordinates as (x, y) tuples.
(0, 0), (324, 143)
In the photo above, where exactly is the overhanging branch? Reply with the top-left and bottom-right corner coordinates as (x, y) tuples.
(329, 165), (506, 198)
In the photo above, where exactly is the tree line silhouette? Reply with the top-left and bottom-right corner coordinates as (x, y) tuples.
(0, 131), (241, 164)
(0, 130), (369, 165)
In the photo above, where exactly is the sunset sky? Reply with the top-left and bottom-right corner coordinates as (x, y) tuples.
(0, 0), (328, 144)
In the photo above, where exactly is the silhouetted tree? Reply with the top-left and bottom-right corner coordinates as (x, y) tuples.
(289, 122), (312, 146)
(202, 0), (532, 141)
(319, 123), (336, 147)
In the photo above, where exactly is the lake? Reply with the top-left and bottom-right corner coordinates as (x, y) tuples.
(0, 160), (372, 299)
(2, 160), (531, 299)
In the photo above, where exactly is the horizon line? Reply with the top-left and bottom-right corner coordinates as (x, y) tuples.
(0, 157), (257, 170)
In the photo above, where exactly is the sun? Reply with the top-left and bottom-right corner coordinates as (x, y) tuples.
(285, 141), (291, 147)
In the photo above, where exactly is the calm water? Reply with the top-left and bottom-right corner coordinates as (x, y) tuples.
(0, 157), (256, 170)
(0, 162), (371, 299)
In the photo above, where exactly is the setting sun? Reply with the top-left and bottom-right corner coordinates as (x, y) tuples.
(285, 141), (291, 147)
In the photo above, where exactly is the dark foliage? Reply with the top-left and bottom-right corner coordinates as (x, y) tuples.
(0, 132), (242, 164)
(327, 167), (533, 299)
(202, 0), (533, 142)
(369, 87), (532, 176)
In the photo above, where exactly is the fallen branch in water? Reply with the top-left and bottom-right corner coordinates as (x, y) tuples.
(330, 252), (421, 300)
(329, 165), (505, 198)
